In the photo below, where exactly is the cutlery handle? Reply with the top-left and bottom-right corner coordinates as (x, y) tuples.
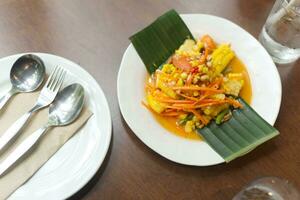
(0, 88), (16, 111)
(0, 126), (48, 176)
(0, 112), (32, 153)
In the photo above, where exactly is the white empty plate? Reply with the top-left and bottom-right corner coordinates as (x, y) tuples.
(118, 14), (281, 166)
(0, 53), (112, 199)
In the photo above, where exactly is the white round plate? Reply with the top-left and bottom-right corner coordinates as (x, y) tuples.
(0, 53), (112, 199)
(118, 14), (281, 166)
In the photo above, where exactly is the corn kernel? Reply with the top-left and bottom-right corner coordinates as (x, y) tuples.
(180, 72), (188, 79)
(193, 91), (199, 96)
(192, 115), (198, 122)
(210, 93), (225, 100)
(192, 76), (200, 84)
(176, 78), (184, 86)
(193, 45), (200, 52)
(200, 75), (209, 81)
(190, 60), (200, 67)
(184, 121), (195, 133)
(206, 61), (212, 67)
(175, 50), (183, 55)
(197, 41), (204, 49)
(173, 73), (179, 78)
(202, 67), (209, 73)
(161, 64), (175, 74)
(179, 114), (187, 120)
(198, 65), (204, 72)
(188, 51), (200, 57)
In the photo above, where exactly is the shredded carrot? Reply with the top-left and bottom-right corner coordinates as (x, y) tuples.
(194, 99), (226, 105)
(171, 104), (199, 108)
(141, 101), (152, 111)
(189, 109), (208, 124)
(145, 87), (155, 94)
(197, 93), (211, 102)
(165, 105), (185, 110)
(172, 86), (224, 93)
(209, 78), (223, 88)
(153, 97), (195, 104)
(185, 73), (193, 85)
(177, 92), (199, 101)
(164, 108), (178, 113)
(194, 101), (228, 108)
(165, 100), (228, 110)
(173, 99), (226, 107)
(226, 98), (243, 108)
(151, 89), (172, 99)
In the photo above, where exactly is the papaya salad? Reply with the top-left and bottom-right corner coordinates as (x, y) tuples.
(143, 35), (250, 135)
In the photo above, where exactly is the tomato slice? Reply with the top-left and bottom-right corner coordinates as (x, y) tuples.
(172, 55), (192, 72)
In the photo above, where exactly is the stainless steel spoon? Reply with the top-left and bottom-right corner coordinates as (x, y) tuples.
(0, 66), (66, 153)
(0, 83), (84, 176)
(0, 54), (45, 111)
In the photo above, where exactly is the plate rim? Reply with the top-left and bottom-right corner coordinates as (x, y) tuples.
(117, 13), (282, 166)
(2, 52), (112, 199)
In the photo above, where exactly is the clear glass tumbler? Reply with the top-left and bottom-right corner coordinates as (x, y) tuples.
(259, 0), (300, 64)
(233, 177), (300, 200)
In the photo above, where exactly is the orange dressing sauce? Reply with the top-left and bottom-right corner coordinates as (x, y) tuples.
(230, 58), (252, 104)
(147, 57), (252, 140)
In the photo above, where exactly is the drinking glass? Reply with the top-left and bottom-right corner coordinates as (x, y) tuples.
(233, 177), (300, 200)
(259, 0), (300, 64)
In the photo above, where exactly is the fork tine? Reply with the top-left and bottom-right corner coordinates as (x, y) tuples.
(53, 69), (66, 92)
(47, 66), (60, 88)
(52, 67), (63, 90)
(46, 66), (59, 87)
(49, 67), (62, 90)
(57, 71), (66, 92)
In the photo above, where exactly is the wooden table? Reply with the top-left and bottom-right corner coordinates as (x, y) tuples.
(0, 0), (299, 199)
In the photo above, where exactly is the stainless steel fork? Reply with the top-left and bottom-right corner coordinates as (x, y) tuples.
(0, 66), (66, 153)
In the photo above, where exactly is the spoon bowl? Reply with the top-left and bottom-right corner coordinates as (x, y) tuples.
(49, 83), (84, 126)
(0, 54), (46, 111)
(10, 54), (45, 92)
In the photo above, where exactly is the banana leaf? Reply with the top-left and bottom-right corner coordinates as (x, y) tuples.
(129, 9), (279, 162)
(130, 9), (194, 74)
(198, 98), (279, 162)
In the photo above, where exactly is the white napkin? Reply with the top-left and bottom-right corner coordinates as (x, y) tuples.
(0, 91), (92, 199)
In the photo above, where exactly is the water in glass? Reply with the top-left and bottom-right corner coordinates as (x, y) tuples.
(259, 0), (300, 63)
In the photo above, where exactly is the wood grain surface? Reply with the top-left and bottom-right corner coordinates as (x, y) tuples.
(0, 0), (299, 199)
